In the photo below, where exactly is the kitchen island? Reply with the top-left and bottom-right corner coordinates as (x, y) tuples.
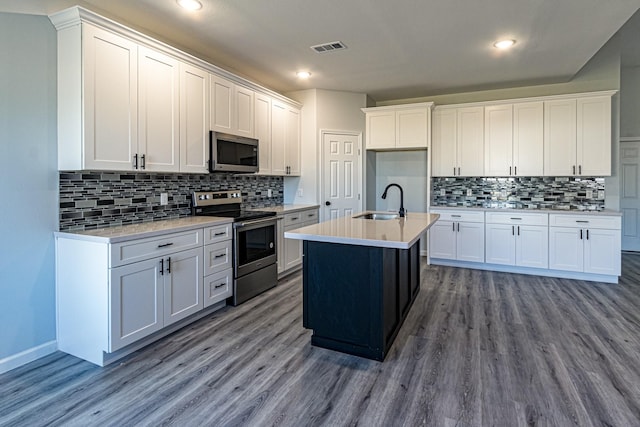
(285, 212), (439, 361)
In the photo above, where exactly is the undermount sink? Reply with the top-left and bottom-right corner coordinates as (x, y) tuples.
(353, 213), (399, 220)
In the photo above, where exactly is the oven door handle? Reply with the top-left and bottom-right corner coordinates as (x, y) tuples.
(235, 217), (277, 228)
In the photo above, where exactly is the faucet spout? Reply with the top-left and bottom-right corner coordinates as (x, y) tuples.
(381, 183), (405, 217)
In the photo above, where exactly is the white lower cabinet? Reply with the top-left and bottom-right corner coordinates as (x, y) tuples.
(549, 214), (621, 276)
(485, 212), (548, 269)
(56, 220), (232, 366)
(279, 208), (319, 276)
(429, 209), (484, 262)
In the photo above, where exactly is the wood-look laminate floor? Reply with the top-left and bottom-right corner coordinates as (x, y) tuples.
(3, 255), (640, 427)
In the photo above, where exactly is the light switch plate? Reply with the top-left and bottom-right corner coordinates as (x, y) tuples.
(440, 188), (446, 196)
(598, 190), (605, 199)
(466, 188), (472, 196)
(586, 189), (593, 199)
(500, 190), (508, 198)
(160, 193), (168, 205)
(267, 189), (273, 197)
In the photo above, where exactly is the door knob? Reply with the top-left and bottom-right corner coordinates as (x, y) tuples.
(325, 201), (331, 206)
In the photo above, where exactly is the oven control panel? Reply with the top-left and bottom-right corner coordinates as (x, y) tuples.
(192, 190), (242, 206)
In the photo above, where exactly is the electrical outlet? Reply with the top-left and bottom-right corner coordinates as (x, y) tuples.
(160, 193), (168, 205)
(440, 188), (446, 196)
(598, 190), (605, 199)
(466, 188), (472, 196)
(267, 189), (273, 197)
(586, 189), (593, 199)
(500, 189), (508, 198)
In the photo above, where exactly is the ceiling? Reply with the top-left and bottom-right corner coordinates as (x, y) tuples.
(2, 0), (640, 101)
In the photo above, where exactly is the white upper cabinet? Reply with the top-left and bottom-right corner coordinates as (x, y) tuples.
(432, 106), (484, 176)
(484, 101), (543, 177)
(269, 100), (301, 176)
(544, 94), (613, 176)
(577, 96), (612, 176)
(68, 24), (138, 171)
(363, 103), (433, 150)
(179, 63), (210, 173)
(255, 93), (272, 174)
(484, 104), (513, 176)
(210, 74), (254, 138)
(51, 7), (301, 173)
(513, 101), (544, 176)
(138, 46), (180, 172)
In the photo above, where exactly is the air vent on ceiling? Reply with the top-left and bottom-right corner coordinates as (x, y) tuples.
(310, 41), (347, 53)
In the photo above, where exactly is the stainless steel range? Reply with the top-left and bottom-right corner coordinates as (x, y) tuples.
(192, 190), (278, 306)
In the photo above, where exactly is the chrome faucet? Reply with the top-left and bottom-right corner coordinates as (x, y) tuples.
(381, 183), (405, 217)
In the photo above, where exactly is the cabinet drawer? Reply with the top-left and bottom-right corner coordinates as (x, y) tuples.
(204, 268), (233, 308)
(110, 229), (203, 268)
(430, 209), (484, 223)
(300, 209), (319, 224)
(549, 214), (621, 229)
(485, 212), (548, 226)
(284, 212), (304, 227)
(204, 240), (233, 275)
(204, 222), (232, 245)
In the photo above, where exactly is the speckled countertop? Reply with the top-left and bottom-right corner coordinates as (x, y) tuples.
(55, 216), (232, 243)
(255, 204), (320, 215)
(429, 206), (622, 217)
(284, 211), (439, 249)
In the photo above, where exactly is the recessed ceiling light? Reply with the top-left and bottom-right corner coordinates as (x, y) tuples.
(494, 39), (516, 49)
(177, 0), (202, 11)
(296, 71), (312, 79)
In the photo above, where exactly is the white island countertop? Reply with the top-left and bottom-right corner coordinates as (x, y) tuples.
(284, 211), (440, 249)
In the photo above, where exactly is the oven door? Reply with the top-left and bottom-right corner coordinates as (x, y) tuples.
(234, 218), (277, 278)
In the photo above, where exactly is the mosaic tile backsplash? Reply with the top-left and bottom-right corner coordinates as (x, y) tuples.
(432, 177), (605, 210)
(59, 171), (284, 231)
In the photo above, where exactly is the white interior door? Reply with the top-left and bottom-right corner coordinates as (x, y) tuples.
(322, 132), (362, 221)
(621, 139), (640, 251)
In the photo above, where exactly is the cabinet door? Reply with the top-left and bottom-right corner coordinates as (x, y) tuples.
(457, 221), (485, 262)
(549, 227), (583, 272)
(255, 93), (272, 174)
(544, 99), (576, 176)
(110, 257), (163, 351)
(284, 232), (303, 270)
(584, 228), (621, 275)
(163, 248), (203, 326)
(484, 104), (513, 177)
(235, 85), (254, 138)
(82, 25), (138, 170)
(285, 106), (301, 175)
(577, 96), (612, 176)
(513, 101), (544, 176)
(138, 46), (180, 172)
(210, 74), (234, 134)
(457, 106), (484, 176)
(485, 223), (516, 265)
(429, 220), (456, 259)
(396, 108), (428, 149)
(179, 63), (209, 173)
(516, 225), (548, 268)
(431, 109), (457, 176)
(366, 111), (396, 150)
(270, 100), (287, 175)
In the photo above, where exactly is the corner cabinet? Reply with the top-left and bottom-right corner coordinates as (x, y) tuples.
(55, 220), (233, 366)
(363, 103), (434, 151)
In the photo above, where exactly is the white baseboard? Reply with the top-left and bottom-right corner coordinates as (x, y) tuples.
(0, 341), (57, 375)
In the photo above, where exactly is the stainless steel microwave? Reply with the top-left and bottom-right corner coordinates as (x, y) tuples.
(209, 131), (259, 173)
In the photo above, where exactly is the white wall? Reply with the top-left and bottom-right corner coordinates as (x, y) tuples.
(0, 13), (58, 371)
(374, 151), (428, 214)
(621, 66), (640, 137)
(285, 89), (367, 205)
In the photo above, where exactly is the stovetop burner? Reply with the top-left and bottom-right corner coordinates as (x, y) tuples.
(191, 190), (276, 222)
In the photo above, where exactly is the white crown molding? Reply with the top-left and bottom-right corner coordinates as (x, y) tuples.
(361, 101), (434, 113)
(432, 90), (618, 110)
(48, 6), (301, 109)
